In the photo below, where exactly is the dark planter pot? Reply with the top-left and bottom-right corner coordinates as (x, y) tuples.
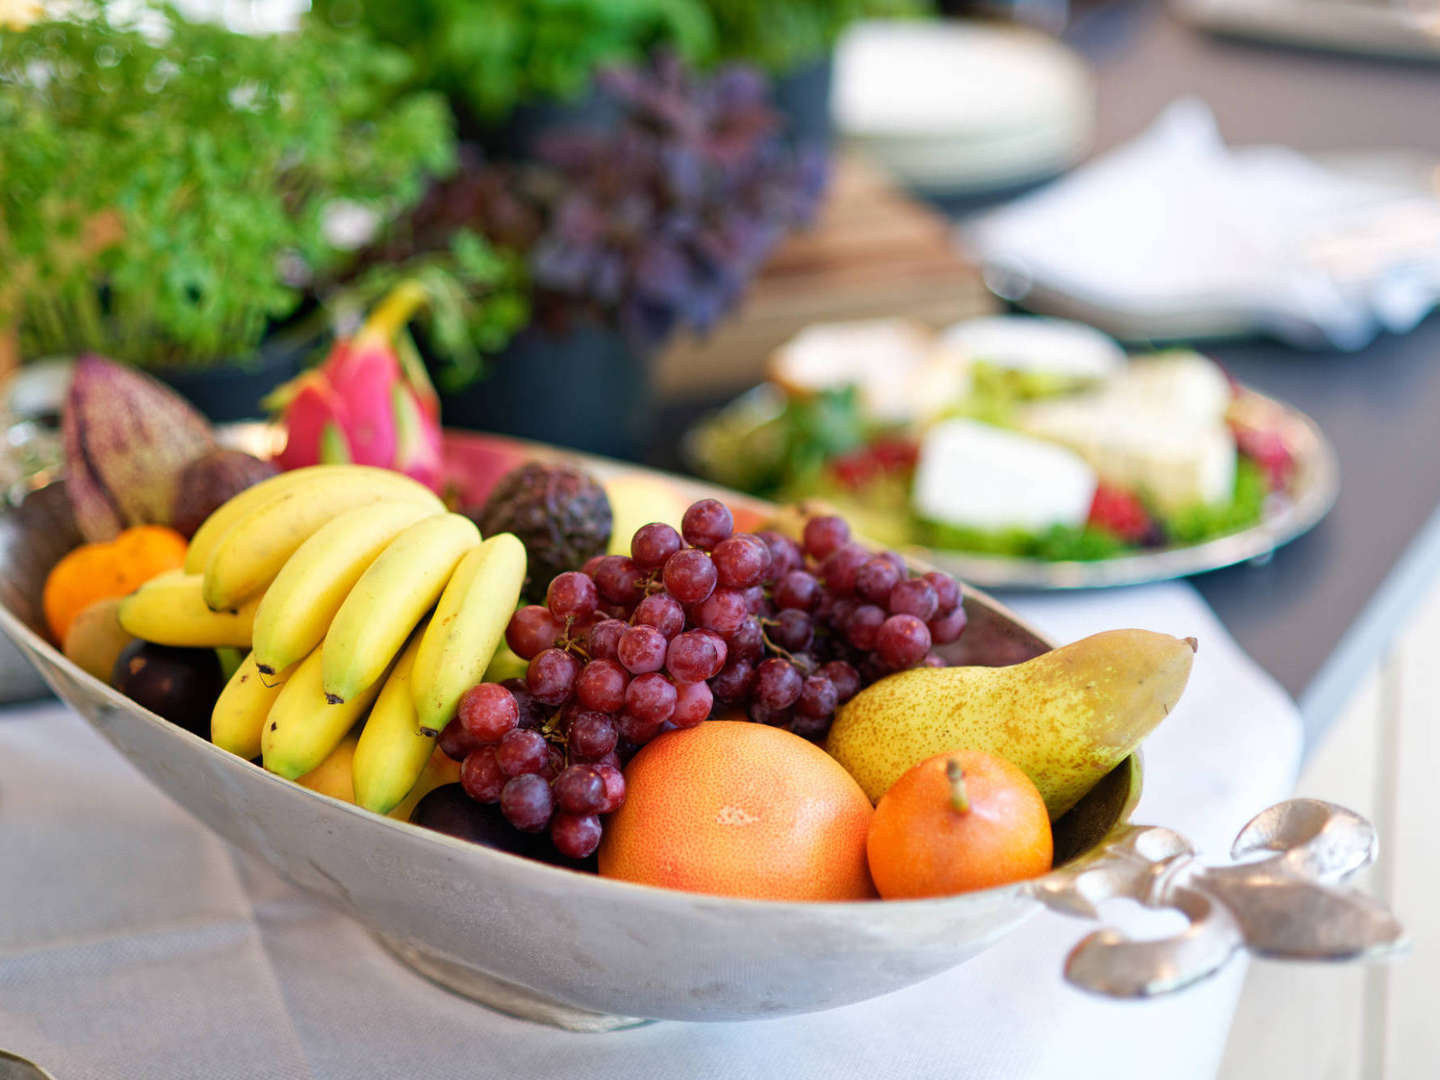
(439, 323), (652, 462)
(151, 328), (318, 423)
(459, 88), (618, 162)
(772, 54), (835, 152)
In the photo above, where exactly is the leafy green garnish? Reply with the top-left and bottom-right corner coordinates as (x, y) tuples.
(0, 2), (455, 370)
(1160, 457), (1267, 545)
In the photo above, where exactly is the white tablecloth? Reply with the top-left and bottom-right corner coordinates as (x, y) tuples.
(0, 582), (1301, 1080)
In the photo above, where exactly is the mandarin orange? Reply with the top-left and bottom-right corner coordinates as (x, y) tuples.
(866, 749), (1052, 900)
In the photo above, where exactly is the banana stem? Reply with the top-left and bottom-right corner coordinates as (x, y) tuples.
(946, 760), (970, 814)
(356, 280), (430, 347)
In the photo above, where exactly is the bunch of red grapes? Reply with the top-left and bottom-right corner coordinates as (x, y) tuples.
(437, 499), (967, 859)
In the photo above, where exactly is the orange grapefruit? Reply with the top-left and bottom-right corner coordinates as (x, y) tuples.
(598, 721), (876, 901)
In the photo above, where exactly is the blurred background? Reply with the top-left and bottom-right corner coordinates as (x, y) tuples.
(3, 1), (1440, 1075)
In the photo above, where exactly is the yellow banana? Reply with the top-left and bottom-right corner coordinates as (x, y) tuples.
(411, 533), (527, 733)
(321, 513), (480, 705)
(292, 733), (459, 820)
(212, 651), (295, 760)
(251, 500), (441, 675)
(201, 471), (444, 611)
(118, 571), (260, 648)
(352, 625), (435, 814)
(185, 464), (439, 574)
(262, 646), (386, 780)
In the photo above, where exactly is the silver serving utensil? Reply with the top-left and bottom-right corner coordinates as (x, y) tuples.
(1034, 798), (1405, 997)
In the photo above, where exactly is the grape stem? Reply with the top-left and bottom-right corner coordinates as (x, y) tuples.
(947, 760), (970, 814)
(756, 623), (815, 674)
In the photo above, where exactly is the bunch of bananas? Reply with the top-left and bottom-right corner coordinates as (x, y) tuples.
(117, 464), (527, 815)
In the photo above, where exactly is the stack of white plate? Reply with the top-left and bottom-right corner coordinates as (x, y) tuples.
(832, 20), (1096, 193)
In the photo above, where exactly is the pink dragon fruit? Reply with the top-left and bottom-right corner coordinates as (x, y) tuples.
(267, 283), (444, 492)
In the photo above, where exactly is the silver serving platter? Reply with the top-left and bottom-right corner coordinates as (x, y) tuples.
(0, 454), (1395, 1028)
(686, 384), (1339, 591)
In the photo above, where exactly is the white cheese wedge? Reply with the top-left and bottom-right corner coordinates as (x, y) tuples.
(912, 419), (1098, 532)
(770, 319), (967, 425)
(940, 315), (1125, 381)
(1018, 351), (1237, 514)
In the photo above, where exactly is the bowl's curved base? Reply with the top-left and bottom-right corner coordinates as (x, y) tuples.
(376, 934), (655, 1032)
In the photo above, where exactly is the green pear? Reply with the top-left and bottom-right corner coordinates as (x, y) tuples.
(826, 630), (1196, 818)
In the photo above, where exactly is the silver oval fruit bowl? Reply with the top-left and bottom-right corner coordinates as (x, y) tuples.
(0, 468), (1400, 1030)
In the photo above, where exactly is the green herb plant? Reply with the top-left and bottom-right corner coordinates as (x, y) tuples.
(309, 0), (714, 125)
(0, 1), (456, 370)
(702, 0), (923, 73)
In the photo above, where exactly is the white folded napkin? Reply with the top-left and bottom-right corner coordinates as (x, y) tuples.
(0, 582), (1301, 1079)
(967, 99), (1440, 349)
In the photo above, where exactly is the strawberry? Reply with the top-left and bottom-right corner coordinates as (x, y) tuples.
(1088, 484), (1153, 543)
(1233, 425), (1293, 491)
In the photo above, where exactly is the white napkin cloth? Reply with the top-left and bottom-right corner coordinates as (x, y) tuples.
(0, 582), (1301, 1080)
(967, 99), (1440, 349)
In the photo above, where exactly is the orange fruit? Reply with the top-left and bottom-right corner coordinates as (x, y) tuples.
(866, 749), (1052, 900)
(598, 721), (876, 901)
(43, 525), (188, 643)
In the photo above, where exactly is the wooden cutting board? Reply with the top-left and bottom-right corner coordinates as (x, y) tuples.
(653, 153), (994, 398)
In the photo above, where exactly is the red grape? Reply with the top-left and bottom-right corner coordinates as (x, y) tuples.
(748, 701), (792, 726)
(460, 747), (506, 802)
(661, 549), (716, 605)
(796, 675), (838, 718)
(922, 653), (947, 667)
(710, 659), (755, 703)
(541, 745), (565, 782)
(666, 629), (724, 682)
(457, 683), (519, 744)
(756, 530), (804, 580)
(551, 813), (603, 858)
(771, 609), (814, 652)
(725, 616), (764, 662)
(712, 534), (770, 589)
(923, 571), (961, 614)
(618, 711), (664, 743)
(822, 543), (868, 595)
(856, 556), (901, 604)
(546, 571), (598, 620)
(789, 713), (828, 739)
(876, 614), (931, 669)
(553, 765), (606, 814)
(774, 569), (820, 611)
(691, 587), (747, 634)
(527, 647), (580, 705)
(881, 550), (907, 576)
(594, 763), (626, 813)
(820, 660), (860, 702)
(495, 728), (550, 777)
(438, 717), (482, 762)
(845, 604), (886, 650)
(633, 592), (685, 638)
(568, 711), (618, 760)
(594, 555), (645, 606)
(888, 577), (938, 621)
(617, 625), (668, 674)
(625, 672), (677, 724)
(754, 658), (803, 709)
(681, 498), (734, 550)
(506, 605), (560, 660)
(581, 554), (606, 577)
(671, 680), (713, 728)
(694, 628), (729, 671)
(586, 618), (627, 661)
(500, 773), (554, 832)
(575, 659), (628, 713)
(803, 515), (851, 560)
(743, 585), (771, 616)
(502, 679), (549, 730)
(928, 605), (968, 645)
(631, 522), (683, 570)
